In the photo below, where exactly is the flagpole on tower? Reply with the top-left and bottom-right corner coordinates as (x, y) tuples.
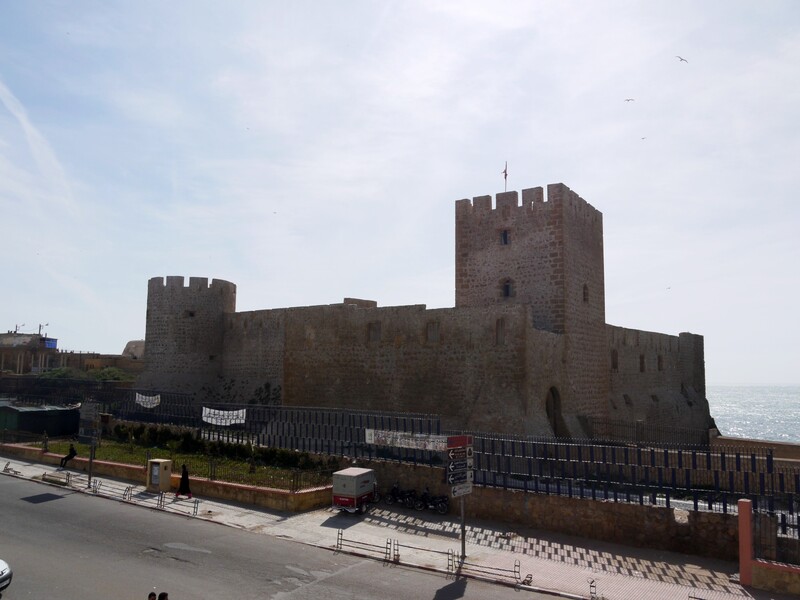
(502, 161), (508, 192)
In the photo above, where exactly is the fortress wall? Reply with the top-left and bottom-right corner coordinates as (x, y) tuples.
(217, 309), (286, 399)
(276, 302), (545, 434)
(607, 325), (712, 430)
(139, 276), (236, 392)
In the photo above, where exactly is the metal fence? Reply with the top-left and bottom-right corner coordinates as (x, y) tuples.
(754, 509), (800, 564)
(587, 417), (709, 447)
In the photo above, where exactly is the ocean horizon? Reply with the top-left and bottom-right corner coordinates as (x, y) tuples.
(706, 385), (799, 444)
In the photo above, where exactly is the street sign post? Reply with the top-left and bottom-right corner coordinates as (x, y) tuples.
(444, 437), (475, 561)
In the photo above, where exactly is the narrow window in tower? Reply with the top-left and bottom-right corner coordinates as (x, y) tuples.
(611, 349), (618, 372)
(583, 284), (589, 303)
(500, 229), (510, 245)
(657, 355), (664, 371)
(495, 318), (505, 345)
(639, 354), (646, 372)
(426, 321), (440, 344)
(502, 279), (514, 298)
(367, 321), (381, 344)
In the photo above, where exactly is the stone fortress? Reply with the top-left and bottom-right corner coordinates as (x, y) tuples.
(138, 183), (714, 439)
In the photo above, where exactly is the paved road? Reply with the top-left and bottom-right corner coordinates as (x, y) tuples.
(0, 476), (553, 600)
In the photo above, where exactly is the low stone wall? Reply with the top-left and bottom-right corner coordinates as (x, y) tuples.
(465, 486), (738, 560)
(712, 435), (800, 461)
(334, 457), (739, 561)
(0, 443), (329, 513)
(752, 560), (800, 596)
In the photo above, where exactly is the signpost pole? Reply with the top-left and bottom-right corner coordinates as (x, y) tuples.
(460, 495), (466, 560)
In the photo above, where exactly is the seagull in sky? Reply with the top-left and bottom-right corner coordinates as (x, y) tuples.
(676, 55), (688, 63)
(624, 98), (635, 102)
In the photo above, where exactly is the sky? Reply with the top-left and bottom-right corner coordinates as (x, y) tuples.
(1, 1), (798, 386)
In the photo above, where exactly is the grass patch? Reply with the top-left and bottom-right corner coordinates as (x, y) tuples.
(48, 440), (333, 491)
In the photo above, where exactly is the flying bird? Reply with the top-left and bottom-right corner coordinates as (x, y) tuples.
(624, 98), (635, 102)
(676, 55), (688, 63)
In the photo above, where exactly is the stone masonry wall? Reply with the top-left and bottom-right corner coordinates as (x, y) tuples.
(280, 302), (541, 434)
(219, 309), (286, 401)
(607, 325), (713, 430)
(455, 187), (565, 332)
(558, 184), (609, 429)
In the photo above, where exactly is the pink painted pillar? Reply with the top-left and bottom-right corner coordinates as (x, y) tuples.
(738, 498), (753, 586)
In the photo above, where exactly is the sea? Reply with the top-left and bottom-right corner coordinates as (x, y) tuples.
(706, 385), (800, 444)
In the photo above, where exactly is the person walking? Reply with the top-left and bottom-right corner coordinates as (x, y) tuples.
(157, 593), (169, 600)
(176, 463), (192, 499)
(148, 593), (156, 600)
(60, 443), (77, 468)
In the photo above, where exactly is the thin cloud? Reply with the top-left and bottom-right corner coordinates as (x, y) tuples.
(0, 77), (75, 213)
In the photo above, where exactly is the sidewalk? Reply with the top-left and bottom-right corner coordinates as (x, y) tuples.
(1, 455), (791, 600)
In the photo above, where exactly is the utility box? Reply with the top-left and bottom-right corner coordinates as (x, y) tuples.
(332, 467), (377, 514)
(147, 459), (172, 493)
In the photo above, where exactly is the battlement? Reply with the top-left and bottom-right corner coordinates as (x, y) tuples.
(455, 183), (601, 225)
(148, 276), (237, 294)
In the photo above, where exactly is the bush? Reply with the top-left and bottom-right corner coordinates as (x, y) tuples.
(107, 422), (327, 471)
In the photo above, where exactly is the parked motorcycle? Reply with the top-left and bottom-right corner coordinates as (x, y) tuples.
(384, 483), (416, 508)
(414, 488), (449, 514)
(403, 488), (420, 509)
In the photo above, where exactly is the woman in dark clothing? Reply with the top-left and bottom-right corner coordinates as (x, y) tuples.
(176, 463), (192, 498)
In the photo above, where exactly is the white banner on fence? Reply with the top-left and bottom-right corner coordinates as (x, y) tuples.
(135, 393), (161, 409)
(202, 407), (247, 426)
(365, 429), (447, 451)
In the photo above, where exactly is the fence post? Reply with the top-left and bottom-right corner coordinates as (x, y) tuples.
(738, 498), (753, 586)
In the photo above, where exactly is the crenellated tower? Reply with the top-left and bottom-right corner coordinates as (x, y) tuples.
(455, 183), (609, 434)
(139, 276), (237, 393)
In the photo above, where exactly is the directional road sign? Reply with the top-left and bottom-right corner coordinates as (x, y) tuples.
(447, 458), (474, 472)
(447, 470), (474, 485)
(451, 482), (473, 498)
(447, 446), (474, 460)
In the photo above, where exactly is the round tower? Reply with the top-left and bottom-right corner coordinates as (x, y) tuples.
(138, 276), (236, 394)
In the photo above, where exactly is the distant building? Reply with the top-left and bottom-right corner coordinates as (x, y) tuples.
(138, 183), (715, 440)
(0, 332), (145, 376)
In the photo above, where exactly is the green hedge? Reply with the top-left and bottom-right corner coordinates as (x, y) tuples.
(110, 423), (337, 471)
